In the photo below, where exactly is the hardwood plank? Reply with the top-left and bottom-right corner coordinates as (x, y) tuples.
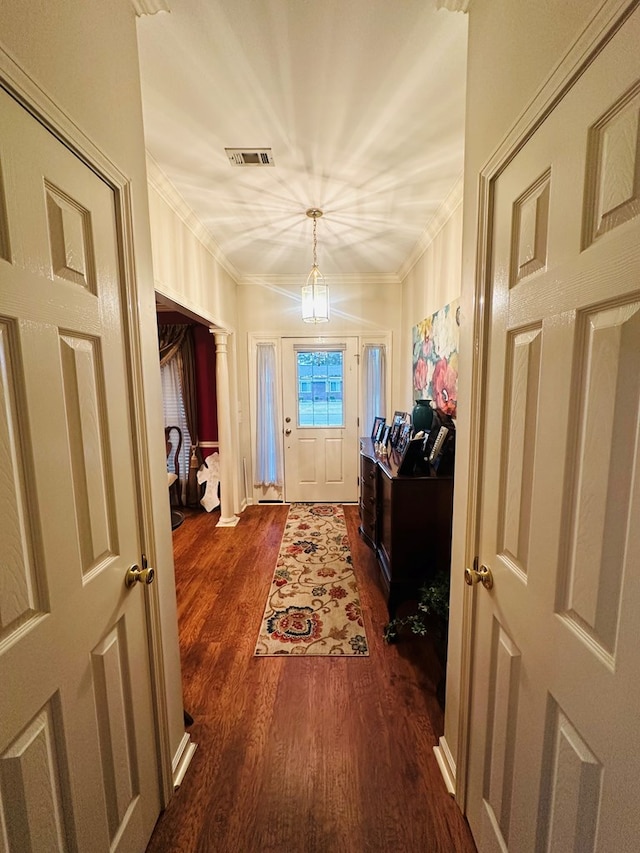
(146, 504), (476, 853)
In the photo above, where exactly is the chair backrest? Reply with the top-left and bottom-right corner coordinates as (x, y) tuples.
(165, 425), (183, 479)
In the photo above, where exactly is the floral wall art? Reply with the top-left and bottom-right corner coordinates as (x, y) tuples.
(412, 298), (460, 418)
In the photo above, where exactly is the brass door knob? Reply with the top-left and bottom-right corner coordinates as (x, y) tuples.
(284, 428), (292, 435)
(125, 562), (155, 588)
(464, 561), (493, 590)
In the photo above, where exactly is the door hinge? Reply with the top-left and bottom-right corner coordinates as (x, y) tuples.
(357, 416), (360, 427)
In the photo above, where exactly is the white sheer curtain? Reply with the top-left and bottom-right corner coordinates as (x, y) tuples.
(160, 355), (191, 503)
(363, 344), (386, 435)
(255, 342), (283, 487)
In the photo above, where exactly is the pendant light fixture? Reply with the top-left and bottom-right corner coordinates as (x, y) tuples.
(301, 208), (330, 323)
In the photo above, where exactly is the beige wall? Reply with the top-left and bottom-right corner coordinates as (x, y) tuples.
(445, 0), (618, 798)
(399, 181), (464, 411)
(464, 0), (602, 164)
(148, 166), (239, 333)
(239, 280), (400, 336)
(148, 167), (246, 514)
(0, 0), (186, 785)
(237, 279), (400, 357)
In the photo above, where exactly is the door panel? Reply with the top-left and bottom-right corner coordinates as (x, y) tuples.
(0, 88), (159, 851)
(325, 437), (344, 482)
(0, 321), (44, 642)
(467, 9), (640, 852)
(0, 699), (71, 850)
(282, 338), (358, 502)
(483, 621), (521, 846)
(60, 333), (115, 572)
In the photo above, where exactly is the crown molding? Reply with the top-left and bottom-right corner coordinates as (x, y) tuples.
(146, 153), (241, 283)
(146, 155), (401, 288)
(435, 0), (472, 12)
(131, 0), (170, 16)
(147, 151), (460, 289)
(397, 175), (464, 282)
(238, 272), (401, 288)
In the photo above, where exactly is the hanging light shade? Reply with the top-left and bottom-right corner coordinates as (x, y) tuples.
(301, 208), (330, 323)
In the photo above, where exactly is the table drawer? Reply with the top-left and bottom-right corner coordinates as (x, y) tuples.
(360, 454), (377, 496)
(359, 505), (377, 547)
(360, 481), (377, 511)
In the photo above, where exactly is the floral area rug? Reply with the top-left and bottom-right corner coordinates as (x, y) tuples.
(254, 503), (369, 656)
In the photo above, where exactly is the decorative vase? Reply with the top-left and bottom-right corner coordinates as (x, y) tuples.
(411, 399), (434, 433)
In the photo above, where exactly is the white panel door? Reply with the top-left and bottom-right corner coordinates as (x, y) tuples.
(0, 88), (160, 851)
(282, 338), (358, 502)
(466, 9), (640, 852)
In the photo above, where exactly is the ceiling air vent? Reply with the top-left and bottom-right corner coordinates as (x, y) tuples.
(225, 148), (275, 167)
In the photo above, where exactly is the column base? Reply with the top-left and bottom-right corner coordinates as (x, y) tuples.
(216, 515), (240, 528)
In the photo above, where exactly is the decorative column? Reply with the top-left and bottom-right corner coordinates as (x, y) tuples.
(210, 329), (239, 527)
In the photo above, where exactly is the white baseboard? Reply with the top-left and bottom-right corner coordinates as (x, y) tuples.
(433, 735), (456, 797)
(172, 732), (197, 789)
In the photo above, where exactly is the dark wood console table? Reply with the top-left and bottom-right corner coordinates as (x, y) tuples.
(359, 437), (453, 616)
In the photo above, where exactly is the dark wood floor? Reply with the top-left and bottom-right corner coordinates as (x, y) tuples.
(145, 504), (477, 853)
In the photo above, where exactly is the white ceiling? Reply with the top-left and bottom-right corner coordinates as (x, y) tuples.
(136, 1), (468, 282)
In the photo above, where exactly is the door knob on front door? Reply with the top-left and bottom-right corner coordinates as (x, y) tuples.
(284, 428), (292, 435)
(464, 560), (493, 590)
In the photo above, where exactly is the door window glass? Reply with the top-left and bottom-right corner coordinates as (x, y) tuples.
(296, 350), (344, 426)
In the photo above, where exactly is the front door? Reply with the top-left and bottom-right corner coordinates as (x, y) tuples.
(282, 337), (358, 502)
(0, 88), (160, 850)
(466, 9), (640, 851)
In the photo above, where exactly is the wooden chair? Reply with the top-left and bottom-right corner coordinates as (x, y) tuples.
(165, 425), (183, 507)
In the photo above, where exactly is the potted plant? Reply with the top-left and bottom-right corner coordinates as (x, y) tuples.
(383, 570), (450, 646)
(384, 570), (451, 707)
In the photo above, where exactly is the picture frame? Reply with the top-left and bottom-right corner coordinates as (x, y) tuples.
(397, 435), (430, 476)
(389, 411), (407, 448)
(380, 424), (391, 447)
(395, 422), (413, 456)
(371, 415), (386, 440)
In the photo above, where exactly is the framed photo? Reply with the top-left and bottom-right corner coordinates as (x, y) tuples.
(395, 422), (413, 455)
(380, 424), (391, 447)
(371, 415), (386, 440)
(397, 435), (430, 476)
(389, 411), (407, 448)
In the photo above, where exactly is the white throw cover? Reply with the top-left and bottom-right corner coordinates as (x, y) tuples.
(197, 452), (221, 512)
